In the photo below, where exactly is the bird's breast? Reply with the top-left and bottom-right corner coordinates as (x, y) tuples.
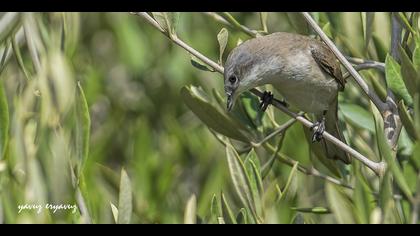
(270, 69), (339, 114)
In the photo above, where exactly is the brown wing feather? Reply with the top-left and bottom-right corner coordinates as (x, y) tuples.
(310, 42), (346, 91)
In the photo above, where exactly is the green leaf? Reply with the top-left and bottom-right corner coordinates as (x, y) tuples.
(184, 194), (197, 224)
(11, 34), (30, 80)
(372, 34), (388, 62)
(291, 207), (331, 214)
(110, 202), (118, 223)
(260, 12), (268, 32)
(362, 12), (375, 50)
(75, 82), (91, 176)
(152, 12), (179, 38)
(220, 192), (237, 224)
(236, 208), (248, 224)
(398, 45), (419, 98)
(340, 103), (375, 133)
(326, 183), (356, 223)
(285, 13), (309, 35)
(117, 168), (132, 224)
(244, 150), (263, 218)
(413, 40), (420, 72)
(371, 102), (413, 200)
(398, 100), (418, 141)
(0, 13), (21, 44)
(322, 22), (333, 38)
(411, 142), (420, 169)
(210, 194), (222, 223)
(0, 80), (9, 159)
(353, 171), (374, 223)
(370, 72), (388, 102)
(181, 85), (250, 142)
(225, 143), (258, 220)
(279, 162), (298, 201)
(217, 28), (228, 66)
(385, 54), (413, 106)
(190, 55), (215, 72)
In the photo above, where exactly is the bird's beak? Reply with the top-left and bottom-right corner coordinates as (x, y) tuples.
(226, 92), (234, 112)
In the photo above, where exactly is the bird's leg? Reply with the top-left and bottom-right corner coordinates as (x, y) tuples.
(259, 91), (288, 112)
(311, 110), (327, 142)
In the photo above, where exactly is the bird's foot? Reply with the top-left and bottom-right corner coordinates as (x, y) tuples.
(310, 117), (326, 142)
(259, 91), (274, 112)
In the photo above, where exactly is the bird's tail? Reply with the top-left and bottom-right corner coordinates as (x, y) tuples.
(317, 99), (351, 164)
(303, 99), (351, 177)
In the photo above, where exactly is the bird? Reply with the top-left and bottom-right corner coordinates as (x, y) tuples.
(223, 32), (351, 164)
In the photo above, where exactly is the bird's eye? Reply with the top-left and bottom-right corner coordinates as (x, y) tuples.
(229, 75), (237, 83)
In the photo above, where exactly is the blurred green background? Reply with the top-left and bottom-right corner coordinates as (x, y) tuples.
(0, 12), (419, 224)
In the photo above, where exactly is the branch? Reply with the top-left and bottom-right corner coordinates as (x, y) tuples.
(134, 12), (386, 176)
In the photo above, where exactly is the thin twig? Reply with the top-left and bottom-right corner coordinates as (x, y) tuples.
(345, 56), (385, 72)
(343, 63), (385, 80)
(218, 12), (261, 37)
(251, 115), (299, 147)
(301, 12), (388, 113)
(134, 12), (386, 176)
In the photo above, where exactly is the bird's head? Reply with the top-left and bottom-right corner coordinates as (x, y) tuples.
(224, 41), (264, 111)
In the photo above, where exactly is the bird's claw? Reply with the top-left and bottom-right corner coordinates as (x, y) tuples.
(311, 118), (326, 142)
(259, 91), (274, 112)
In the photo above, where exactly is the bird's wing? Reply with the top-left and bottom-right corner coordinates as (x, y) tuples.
(310, 42), (346, 91)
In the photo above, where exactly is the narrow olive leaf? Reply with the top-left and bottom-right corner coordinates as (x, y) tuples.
(184, 194), (197, 224)
(220, 192), (237, 224)
(372, 34), (388, 62)
(75, 82), (91, 176)
(0, 13), (21, 44)
(0, 80), (9, 159)
(322, 22), (333, 38)
(260, 12), (268, 32)
(398, 45), (419, 98)
(353, 172), (374, 224)
(370, 73), (387, 101)
(110, 202), (118, 223)
(291, 207), (331, 214)
(246, 157), (263, 219)
(325, 183), (356, 223)
(285, 13), (309, 35)
(363, 12), (375, 50)
(117, 168), (132, 224)
(413, 43), (420, 72)
(398, 100), (418, 141)
(371, 102), (413, 200)
(190, 55), (215, 72)
(225, 143), (258, 218)
(210, 194), (222, 223)
(152, 13), (170, 34)
(217, 28), (228, 66)
(379, 170), (393, 219)
(248, 159), (263, 198)
(411, 142), (420, 170)
(151, 12), (179, 38)
(279, 162), (298, 201)
(166, 12), (180, 37)
(236, 208), (248, 224)
(11, 35), (30, 80)
(340, 103), (375, 133)
(385, 54), (414, 106)
(181, 86), (250, 142)
(0, 42), (11, 75)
